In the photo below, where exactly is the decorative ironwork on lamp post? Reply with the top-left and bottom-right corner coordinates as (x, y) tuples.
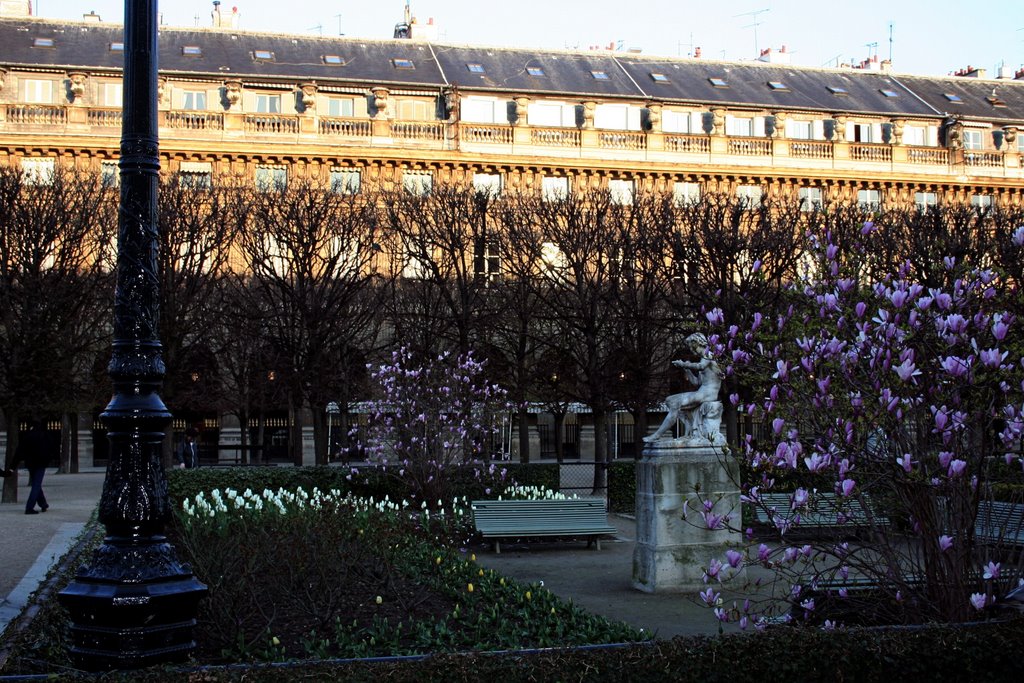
(58, 1), (206, 670)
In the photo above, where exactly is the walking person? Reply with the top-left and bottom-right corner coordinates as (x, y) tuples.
(176, 427), (200, 469)
(17, 419), (54, 515)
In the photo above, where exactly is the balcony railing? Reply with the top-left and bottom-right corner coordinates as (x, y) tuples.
(462, 123), (514, 144)
(965, 151), (1003, 168)
(729, 137), (772, 156)
(907, 146), (949, 165)
(665, 134), (710, 154)
(392, 121), (445, 141)
(163, 111), (224, 130)
(789, 140), (833, 159)
(243, 114), (299, 135)
(599, 130), (646, 151)
(318, 116), (371, 137)
(532, 127), (581, 148)
(850, 143), (892, 162)
(87, 107), (123, 127)
(7, 105), (67, 125)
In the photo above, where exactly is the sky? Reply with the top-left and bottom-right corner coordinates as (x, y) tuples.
(30, 1), (1024, 78)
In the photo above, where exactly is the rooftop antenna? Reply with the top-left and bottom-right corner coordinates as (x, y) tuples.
(309, 23), (323, 35)
(866, 41), (878, 59)
(335, 13), (343, 36)
(888, 22), (894, 63)
(822, 53), (842, 68)
(734, 8), (769, 56)
(678, 31), (695, 57)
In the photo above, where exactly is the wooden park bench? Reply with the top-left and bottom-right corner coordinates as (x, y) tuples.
(975, 500), (1024, 547)
(470, 498), (617, 554)
(751, 492), (889, 533)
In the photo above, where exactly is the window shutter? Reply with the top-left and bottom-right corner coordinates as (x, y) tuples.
(871, 123), (883, 143)
(753, 116), (766, 137)
(812, 120), (825, 140)
(627, 105), (642, 131)
(724, 114), (736, 135)
(691, 111), (704, 133)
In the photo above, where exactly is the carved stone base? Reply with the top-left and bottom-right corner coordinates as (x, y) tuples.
(59, 536), (207, 670)
(632, 442), (740, 593)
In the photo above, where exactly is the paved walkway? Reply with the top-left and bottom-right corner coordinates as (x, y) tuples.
(0, 468), (106, 634)
(1, 468), (724, 641)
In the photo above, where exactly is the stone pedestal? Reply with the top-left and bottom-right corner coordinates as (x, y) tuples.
(632, 441), (740, 593)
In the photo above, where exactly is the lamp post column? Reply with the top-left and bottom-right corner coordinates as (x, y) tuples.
(58, 0), (206, 670)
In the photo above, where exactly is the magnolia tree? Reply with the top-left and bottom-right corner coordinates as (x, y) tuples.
(692, 220), (1024, 627)
(357, 348), (513, 505)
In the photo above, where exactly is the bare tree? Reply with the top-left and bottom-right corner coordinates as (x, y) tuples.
(0, 167), (115, 500)
(231, 179), (391, 465)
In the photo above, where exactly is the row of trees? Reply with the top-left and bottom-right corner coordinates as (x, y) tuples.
(3, 166), (1023, 500)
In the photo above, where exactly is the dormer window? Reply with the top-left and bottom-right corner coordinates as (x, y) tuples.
(591, 70), (609, 80)
(944, 93), (963, 103)
(987, 95), (1006, 107)
(182, 45), (202, 56)
(109, 41), (124, 52)
(767, 81), (789, 91)
(526, 66), (545, 77)
(253, 49), (275, 62)
(708, 77), (729, 88)
(32, 37), (55, 48)
(827, 86), (848, 95)
(392, 58), (415, 70)
(467, 63), (485, 73)
(650, 72), (669, 83)
(322, 54), (345, 66)
(880, 89), (899, 98)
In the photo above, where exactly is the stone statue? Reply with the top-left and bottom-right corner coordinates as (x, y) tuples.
(643, 333), (726, 446)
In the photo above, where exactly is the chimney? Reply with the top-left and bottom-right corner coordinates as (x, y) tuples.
(954, 65), (986, 78)
(694, 46), (702, 58)
(230, 6), (240, 29)
(996, 64), (1014, 79)
(211, 0), (223, 27)
(82, 11), (101, 22)
(1015, 67), (1024, 80)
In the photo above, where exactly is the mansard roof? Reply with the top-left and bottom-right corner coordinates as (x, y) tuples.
(2, 17), (1022, 124)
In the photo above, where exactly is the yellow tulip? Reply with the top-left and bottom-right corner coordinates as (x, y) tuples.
(525, 591), (532, 600)
(375, 595), (383, 605)
(467, 583), (474, 593)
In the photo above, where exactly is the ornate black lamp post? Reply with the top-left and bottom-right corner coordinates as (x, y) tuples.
(58, 1), (206, 670)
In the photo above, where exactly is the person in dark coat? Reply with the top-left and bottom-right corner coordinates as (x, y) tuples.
(176, 427), (200, 469)
(16, 420), (53, 515)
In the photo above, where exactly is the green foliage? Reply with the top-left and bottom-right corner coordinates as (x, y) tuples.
(608, 460), (636, 513)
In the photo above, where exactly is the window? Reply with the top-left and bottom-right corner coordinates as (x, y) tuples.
(736, 184), (763, 209)
(526, 65), (545, 77)
(330, 168), (361, 195)
(182, 45), (202, 56)
(971, 194), (994, 209)
(474, 238), (501, 282)
(255, 94), (281, 114)
(852, 123), (875, 143)
(182, 90), (207, 111)
(179, 161), (213, 189)
(827, 86), (848, 95)
(673, 181), (701, 205)
(903, 125), (926, 146)
(541, 176), (569, 202)
(880, 89), (899, 98)
(327, 97), (354, 117)
(608, 179), (634, 205)
(963, 129), (983, 150)
(461, 97), (505, 124)
(591, 70), (610, 80)
(943, 93), (962, 103)
(857, 189), (882, 211)
(22, 158), (55, 185)
(787, 120), (812, 140)
(467, 63), (485, 73)
(32, 37), (54, 48)
(402, 244), (429, 279)
(914, 191), (938, 211)
(528, 101), (577, 128)
(392, 58), (415, 70)
(594, 103), (641, 130)
(472, 172), (503, 197)
(322, 54), (345, 66)
(101, 160), (119, 188)
(255, 165), (287, 192)
(708, 77), (729, 88)
(650, 72), (669, 83)
(109, 41), (124, 52)
(540, 241), (567, 272)
(726, 117), (753, 137)
(798, 187), (823, 212)
(101, 83), (123, 107)
(767, 81), (789, 91)
(402, 170), (433, 196)
(662, 110), (691, 134)
(252, 49), (275, 62)
(24, 79), (53, 104)
(395, 99), (434, 121)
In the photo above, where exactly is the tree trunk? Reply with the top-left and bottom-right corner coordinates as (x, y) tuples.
(311, 404), (327, 466)
(288, 395), (303, 466)
(59, 412), (73, 473)
(630, 408), (648, 460)
(725, 375), (739, 446)
(237, 409), (249, 465)
(591, 407), (608, 494)
(553, 411), (566, 464)
(2, 407), (20, 503)
(256, 411), (266, 465)
(518, 404), (530, 464)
